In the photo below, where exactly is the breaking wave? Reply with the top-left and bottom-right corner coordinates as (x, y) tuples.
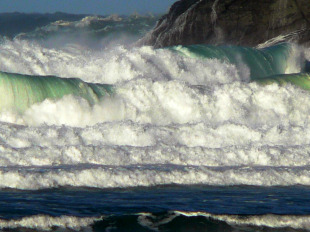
(1, 211), (310, 232)
(0, 39), (310, 189)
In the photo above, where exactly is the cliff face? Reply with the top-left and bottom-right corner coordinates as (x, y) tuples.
(139, 0), (310, 47)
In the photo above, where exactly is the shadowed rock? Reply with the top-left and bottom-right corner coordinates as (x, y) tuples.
(139, 0), (310, 48)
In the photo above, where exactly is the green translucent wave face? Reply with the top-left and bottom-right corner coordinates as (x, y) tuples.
(169, 43), (294, 80)
(0, 71), (113, 113)
(256, 73), (310, 91)
(169, 43), (310, 91)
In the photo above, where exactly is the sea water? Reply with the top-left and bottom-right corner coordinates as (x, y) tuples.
(0, 14), (310, 232)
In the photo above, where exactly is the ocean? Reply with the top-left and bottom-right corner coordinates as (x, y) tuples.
(0, 13), (310, 232)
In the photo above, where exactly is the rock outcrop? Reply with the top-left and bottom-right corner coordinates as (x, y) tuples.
(139, 0), (310, 47)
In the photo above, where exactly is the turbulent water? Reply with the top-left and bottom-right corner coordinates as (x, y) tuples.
(1, 13), (310, 232)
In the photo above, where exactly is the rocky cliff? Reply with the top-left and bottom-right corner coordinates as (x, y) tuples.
(139, 0), (310, 47)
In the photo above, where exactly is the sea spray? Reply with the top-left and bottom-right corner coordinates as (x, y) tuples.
(0, 39), (242, 84)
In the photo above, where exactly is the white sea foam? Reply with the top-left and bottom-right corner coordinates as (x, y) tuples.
(1, 79), (310, 128)
(0, 39), (310, 189)
(1, 140), (310, 167)
(1, 165), (310, 189)
(175, 211), (310, 230)
(0, 39), (240, 85)
(1, 212), (310, 231)
(0, 215), (98, 231)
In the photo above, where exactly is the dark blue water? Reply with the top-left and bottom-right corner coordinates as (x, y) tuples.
(1, 185), (310, 220)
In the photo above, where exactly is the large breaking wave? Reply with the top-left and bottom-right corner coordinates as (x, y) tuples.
(0, 38), (310, 189)
(0, 71), (113, 112)
(169, 43), (304, 79)
(0, 42), (308, 114)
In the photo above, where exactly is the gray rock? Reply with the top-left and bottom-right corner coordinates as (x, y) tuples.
(139, 0), (310, 47)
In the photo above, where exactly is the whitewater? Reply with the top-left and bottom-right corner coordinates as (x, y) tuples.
(1, 13), (310, 232)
